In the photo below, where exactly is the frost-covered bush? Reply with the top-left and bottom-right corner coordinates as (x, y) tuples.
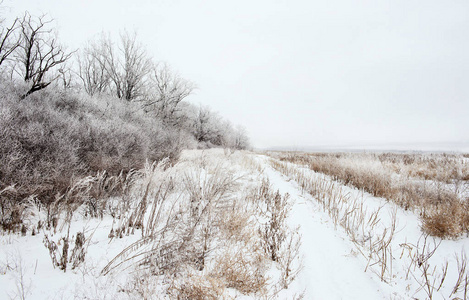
(75, 33), (250, 152)
(0, 80), (186, 228)
(182, 104), (250, 150)
(0, 73), (251, 231)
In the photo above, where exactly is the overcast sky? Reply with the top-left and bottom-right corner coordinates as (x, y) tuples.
(3, 0), (469, 150)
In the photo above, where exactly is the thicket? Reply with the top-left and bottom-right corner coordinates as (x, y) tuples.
(0, 10), (250, 231)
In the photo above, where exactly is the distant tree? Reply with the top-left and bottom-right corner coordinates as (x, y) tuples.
(96, 31), (151, 101)
(143, 63), (195, 124)
(77, 38), (110, 96)
(193, 105), (213, 143)
(15, 13), (73, 98)
(190, 105), (227, 147)
(233, 125), (250, 150)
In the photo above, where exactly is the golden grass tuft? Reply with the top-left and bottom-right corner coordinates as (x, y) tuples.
(210, 249), (268, 295)
(422, 202), (469, 238)
(168, 273), (225, 300)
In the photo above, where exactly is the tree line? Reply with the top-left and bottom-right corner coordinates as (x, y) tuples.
(0, 9), (250, 218)
(0, 10), (249, 150)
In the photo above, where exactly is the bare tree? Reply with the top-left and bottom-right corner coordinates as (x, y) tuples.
(15, 13), (73, 99)
(77, 38), (110, 96)
(233, 125), (250, 150)
(100, 31), (151, 101)
(193, 105), (212, 143)
(191, 105), (225, 146)
(57, 62), (73, 89)
(143, 63), (195, 124)
(0, 16), (20, 68)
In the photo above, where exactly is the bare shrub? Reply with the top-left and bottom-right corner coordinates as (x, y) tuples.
(43, 229), (88, 272)
(259, 188), (291, 262)
(5, 253), (32, 300)
(0, 185), (24, 231)
(279, 228), (302, 289)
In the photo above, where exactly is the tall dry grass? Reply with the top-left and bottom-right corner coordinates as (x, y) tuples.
(269, 159), (396, 282)
(101, 155), (281, 298)
(269, 157), (469, 299)
(275, 152), (468, 238)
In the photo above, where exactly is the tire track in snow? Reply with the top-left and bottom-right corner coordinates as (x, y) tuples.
(260, 157), (390, 299)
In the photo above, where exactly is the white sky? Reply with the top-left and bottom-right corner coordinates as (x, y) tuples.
(3, 0), (469, 149)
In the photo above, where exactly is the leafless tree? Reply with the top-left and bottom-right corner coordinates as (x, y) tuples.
(15, 12), (73, 99)
(57, 62), (73, 89)
(77, 38), (110, 96)
(0, 15), (20, 69)
(233, 125), (250, 150)
(143, 63), (195, 124)
(194, 105), (212, 143)
(100, 31), (151, 101)
(192, 105), (224, 146)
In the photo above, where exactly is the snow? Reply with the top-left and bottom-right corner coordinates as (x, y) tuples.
(261, 153), (469, 299)
(259, 156), (390, 299)
(1, 149), (469, 299)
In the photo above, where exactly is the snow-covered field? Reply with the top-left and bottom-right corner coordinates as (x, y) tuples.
(1, 149), (468, 299)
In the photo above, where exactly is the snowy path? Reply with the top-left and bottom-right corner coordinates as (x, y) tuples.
(261, 159), (390, 299)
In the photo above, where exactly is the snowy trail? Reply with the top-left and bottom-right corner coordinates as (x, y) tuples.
(261, 158), (390, 299)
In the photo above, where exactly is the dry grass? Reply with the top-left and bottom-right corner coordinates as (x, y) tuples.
(218, 199), (255, 243)
(248, 178), (303, 288)
(100, 154), (280, 297)
(270, 158), (397, 282)
(400, 234), (469, 299)
(258, 184), (291, 262)
(421, 201), (469, 238)
(376, 152), (469, 183)
(275, 152), (468, 238)
(168, 273), (226, 300)
(3, 149), (300, 297)
(269, 153), (469, 298)
(210, 248), (268, 295)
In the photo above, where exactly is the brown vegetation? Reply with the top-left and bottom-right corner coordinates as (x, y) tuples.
(271, 151), (469, 238)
